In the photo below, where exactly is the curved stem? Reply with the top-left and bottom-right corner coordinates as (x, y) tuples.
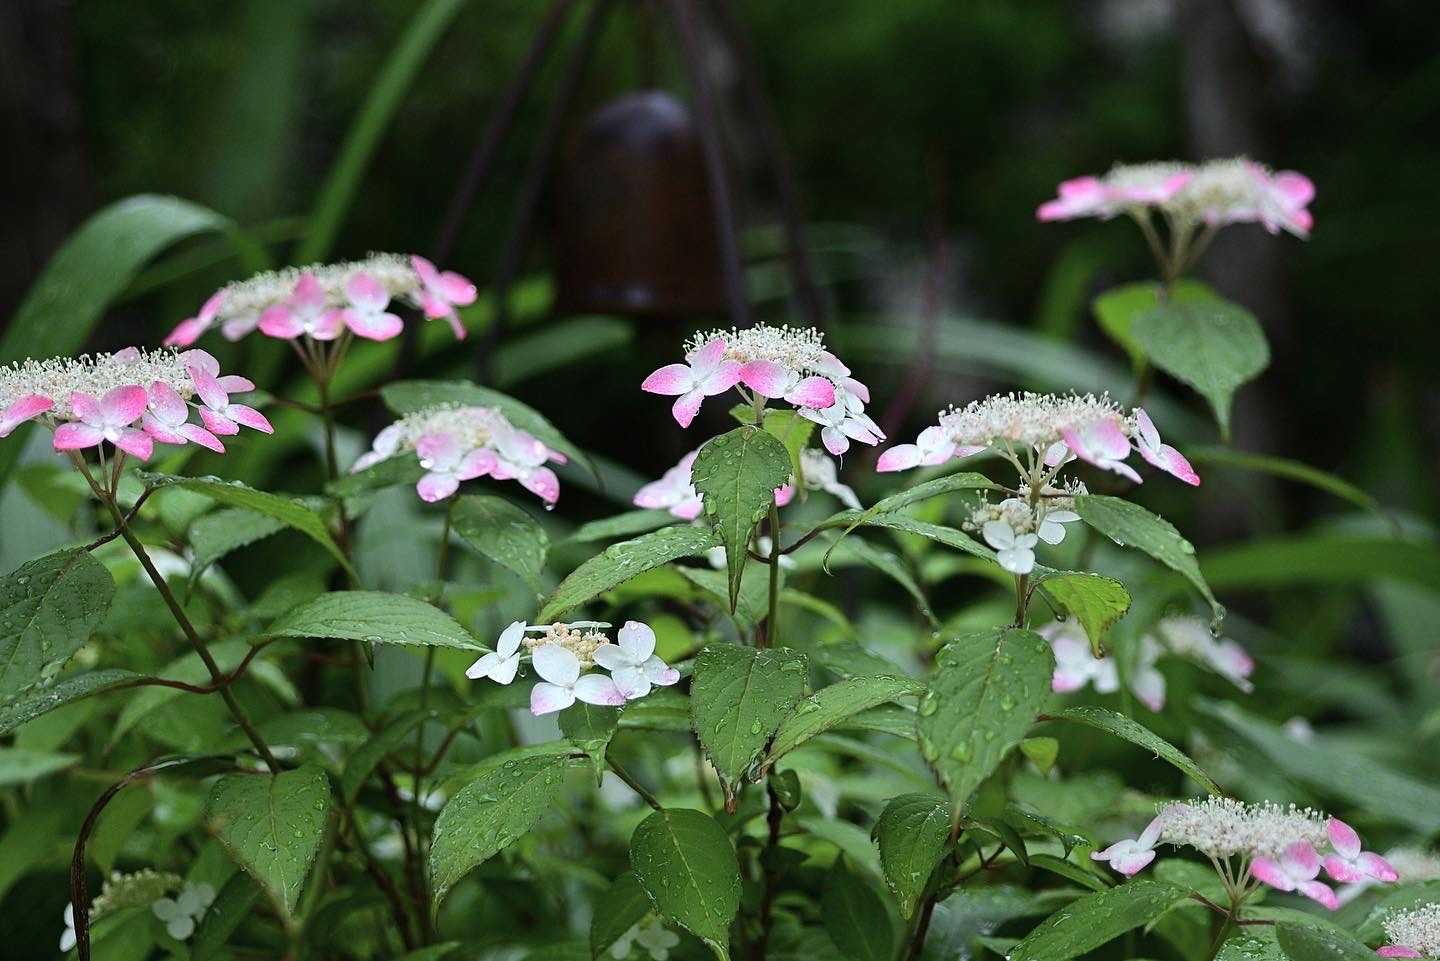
(607, 756), (662, 811)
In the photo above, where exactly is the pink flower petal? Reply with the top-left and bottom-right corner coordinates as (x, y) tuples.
(529, 681), (574, 716)
(739, 359), (792, 399)
(785, 375), (837, 410)
(821, 426), (849, 456)
(52, 423), (105, 450)
(308, 310), (345, 341)
(521, 467), (560, 504)
(217, 374), (255, 394)
(671, 390), (705, 428)
(147, 382), (188, 425)
(689, 337), (728, 370)
(1144, 443), (1200, 486)
(258, 305), (301, 339)
(1327, 819), (1361, 860)
(164, 317), (205, 347)
(69, 392), (102, 424)
(226, 405), (273, 434)
(1356, 852), (1398, 883)
(457, 448), (498, 481)
(673, 497), (704, 520)
(574, 674), (626, 706)
(1282, 841), (1321, 879)
(142, 416), (187, 445)
(0, 394), (53, 437)
(1295, 880), (1338, 911)
(114, 429), (154, 461)
(411, 254), (441, 288)
(179, 423), (225, 453)
(1376, 947), (1423, 958)
(774, 483), (795, 507)
(437, 270), (477, 306)
(697, 359), (742, 396)
(642, 364), (696, 396)
(344, 272), (388, 311)
(291, 273), (327, 312)
(100, 386), (149, 426)
(1250, 857), (1294, 892)
(876, 444), (921, 473)
(342, 307), (404, 341)
(416, 471), (460, 502)
(199, 408), (239, 436)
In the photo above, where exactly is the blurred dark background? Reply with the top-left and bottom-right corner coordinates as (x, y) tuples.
(2, 0), (1437, 523)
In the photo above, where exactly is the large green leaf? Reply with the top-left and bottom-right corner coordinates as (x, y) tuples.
(1035, 572), (1130, 655)
(451, 494), (549, 589)
(917, 629), (1054, 811)
(429, 751), (575, 905)
(873, 792), (951, 917)
(538, 525), (719, 622)
(382, 379), (593, 479)
(629, 808), (741, 959)
(1008, 879), (1189, 961)
(822, 862), (895, 961)
(187, 507), (287, 584)
(1132, 298), (1269, 436)
(689, 426), (793, 612)
(0, 668), (142, 735)
(1073, 495), (1220, 618)
(1275, 922), (1377, 961)
(1092, 280), (1217, 370)
(767, 674), (922, 763)
(590, 871), (653, 960)
(1199, 700), (1440, 832)
(0, 195), (233, 488)
(205, 765), (332, 915)
(0, 548), (115, 699)
(690, 644), (808, 806)
(269, 591), (483, 651)
(1044, 706), (1221, 795)
(139, 473), (352, 577)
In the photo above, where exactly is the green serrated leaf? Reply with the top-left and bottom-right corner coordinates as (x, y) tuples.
(0, 669), (142, 736)
(429, 751), (574, 905)
(1046, 706), (1221, 795)
(1275, 922), (1377, 961)
(137, 473), (353, 578)
(760, 409), (816, 480)
(874, 792), (951, 917)
(451, 494), (549, 588)
(675, 563), (778, 630)
(1093, 281), (1217, 369)
(539, 525), (719, 622)
(917, 629), (1054, 812)
(590, 872), (652, 960)
(1009, 879), (1189, 961)
(1132, 298), (1269, 436)
(690, 645), (808, 805)
(0, 548), (115, 699)
(689, 426), (792, 612)
(188, 507), (287, 585)
(823, 861), (895, 961)
(1073, 495), (1219, 618)
(268, 591), (483, 651)
(206, 765), (332, 915)
(1216, 928), (1286, 961)
(567, 510), (679, 545)
(559, 703), (622, 783)
(767, 674), (922, 763)
(630, 808), (741, 959)
(1036, 573), (1131, 655)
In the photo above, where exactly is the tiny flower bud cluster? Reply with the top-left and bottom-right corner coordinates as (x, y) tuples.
(641, 325), (883, 455)
(165, 253), (477, 346)
(1381, 903), (1440, 959)
(467, 620), (680, 716)
(1092, 800), (1396, 912)
(0, 347), (271, 462)
(353, 403), (565, 505)
(1037, 156), (1314, 238)
(633, 445), (859, 520)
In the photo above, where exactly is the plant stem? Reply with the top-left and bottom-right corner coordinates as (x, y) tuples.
(103, 497), (280, 773)
(764, 503), (781, 649)
(753, 783), (785, 960)
(1013, 573), (1029, 627)
(607, 757), (663, 811)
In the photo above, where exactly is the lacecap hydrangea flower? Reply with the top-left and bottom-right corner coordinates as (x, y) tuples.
(466, 620), (680, 716)
(1379, 903), (1440, 959)
(352, 404), (565, 505)
(165, 253), (476, 346)
(642, 324), (883, 455)
(0, 347), (270, 462)
(1037, 157), (1314, 238)
(1091, 799), (1395, 910)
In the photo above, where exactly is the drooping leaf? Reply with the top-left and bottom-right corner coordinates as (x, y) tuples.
(0, 668), (142, 736)
(1044, 706), (1222, 795)
(917, 629), (1054, 811)
(690, 644), (808, 805)
(1132, 297), (1269, 436)
(689, 426), (793, 612)
(429, 751), (575, 905)
(873, 792), (951, 917)
(0, 548), (115, 699)
(268, 591), (483, 651)
(205, 765), (332, 915)
(1073, 495), (1220, 618)
(1007, 879), (1189, 961)
(822, 861), (895, 961)
(138, 473), (353, 577)
(538, 525), (720, 622)
(629, 808), (741, 959)
(1274, 922), (1377, 961)
(381, 379), (593, 479)
(921, 886), (1078, 961)
(493, 316), (633, 388)
(1035, 572), (1130, 655)
(767, 674), (922, 763)
(590, 872), (652, 960)
(451, 494), (549, 588)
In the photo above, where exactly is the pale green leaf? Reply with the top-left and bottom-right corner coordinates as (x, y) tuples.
(1275, 922), (1377, 961)
(1046, 706), (1221, 794)
(1036, 572), (1131, 654)
(0, 668), (142, 736)
(1008, 880), (1189, 961)
(590, 872), (652, 960)
(0, 746), (79, 786)
(451, 494), (549, 588)
(822, 862), (894, 961)
(629, 808), (741, 958)
(1132, 298), (1269, 435)
(873, 792), (951, 917)
(206, 764), (332, 915)
(1073, 495), (1219, 618)
(690, 644), (808, 804)
(567, 510), (678, 545)
(0, 548), (115, 698)
(188, 507), (287, 584)
(767, 674), (922, 763)
(269, 591), (483, 651)
(539, 525), (719, 622)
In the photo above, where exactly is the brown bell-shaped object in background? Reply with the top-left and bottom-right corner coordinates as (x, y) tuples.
(554, 91), (726, 317)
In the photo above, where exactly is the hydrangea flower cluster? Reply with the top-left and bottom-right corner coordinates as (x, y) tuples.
(1037, 157), (1315, 238)
(165, 254), (477, 346)
(352, 404), (565, 505)
(1379, 903), (1440, 959)
(466, 620), (680, 716)
(880, 392), (1196, 575)
(1092, 799), (1395, 911)
(641, 325), (883, 455)
(0, 347), (271, 463)
(60, 868), (188, 950)
(1042, 615), (1254, 710)
(633, 446), (860, 520)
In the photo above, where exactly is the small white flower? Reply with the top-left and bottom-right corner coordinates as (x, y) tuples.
(799, 448), (861, 509)
(60, 903), (76, 952)
(529, 644), (625, 715)
(982, 520), (1038, 575)
(152, 882), (215, 941)
(1035, 507), (1081, 545)
(592, 621), (681, 700)
(465, 620), (525, 684)
(634, 919), (681, 960)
